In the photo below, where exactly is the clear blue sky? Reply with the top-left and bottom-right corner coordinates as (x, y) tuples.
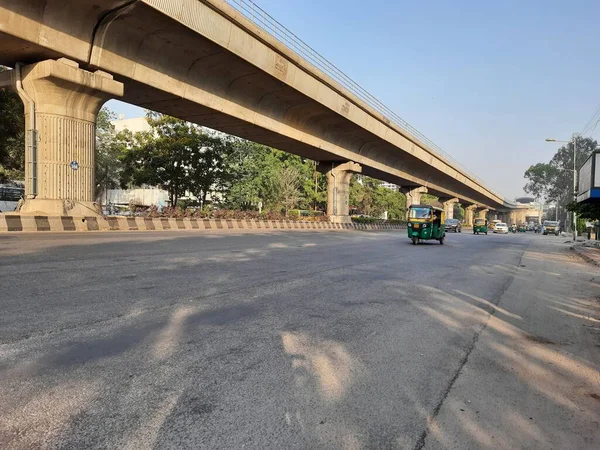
(107, 0), (600, 200)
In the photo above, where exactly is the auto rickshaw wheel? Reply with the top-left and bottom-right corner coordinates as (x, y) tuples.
(412, 237), (418, 245)
(439, 237), (444, 245)
(485, 231), (488, 235)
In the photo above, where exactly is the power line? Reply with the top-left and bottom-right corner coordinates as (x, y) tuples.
(580, 102), (600, 136)
(589, 118), (600, 137)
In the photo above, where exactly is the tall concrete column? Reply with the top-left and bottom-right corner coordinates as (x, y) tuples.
(477, 208), (489, 220)
(401, 186), (428, 219)
(324, 161), (361, 223)
(10, 58), (123, 215)
(465, 205), (477, 226)
(439, 197), (459, 220)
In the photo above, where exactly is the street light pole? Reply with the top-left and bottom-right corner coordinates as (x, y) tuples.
(572, 134), (577, 242)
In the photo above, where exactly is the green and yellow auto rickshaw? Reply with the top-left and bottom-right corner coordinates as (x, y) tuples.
(407, 205), (446, 245)
(473, 218), (488, 235)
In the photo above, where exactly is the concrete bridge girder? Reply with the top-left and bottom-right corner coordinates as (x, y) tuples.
(0, 0), (506, 214)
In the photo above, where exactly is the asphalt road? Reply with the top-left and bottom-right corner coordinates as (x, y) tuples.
(0, 230), (599, 449)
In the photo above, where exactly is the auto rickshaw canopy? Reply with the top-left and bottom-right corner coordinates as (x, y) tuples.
(408, 205), (445, 221)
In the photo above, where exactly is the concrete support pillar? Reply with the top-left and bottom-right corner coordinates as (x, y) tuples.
(401, 186), (428, 219)
(465, 205), (477, 227)
(11, 59), (123, 215)
(324, 161), (362, 223)
(440, 197), (459, 220)
(477, 208), (489, 220)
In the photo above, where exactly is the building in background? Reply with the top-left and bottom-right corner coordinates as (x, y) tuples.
(380, 182), (399, 192)
(112, 116), (152, 134)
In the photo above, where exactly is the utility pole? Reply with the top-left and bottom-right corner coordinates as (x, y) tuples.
(572, 134), (578, 242)
(545, 134), (579, 241)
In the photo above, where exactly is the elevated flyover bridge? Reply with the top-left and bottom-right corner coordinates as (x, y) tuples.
(0, 0), (517, 221)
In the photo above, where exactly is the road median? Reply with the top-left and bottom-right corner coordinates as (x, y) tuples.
(0, 215), (407, 233)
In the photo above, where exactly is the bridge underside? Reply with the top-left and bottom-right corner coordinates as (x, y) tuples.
(0, 0), (509, 216)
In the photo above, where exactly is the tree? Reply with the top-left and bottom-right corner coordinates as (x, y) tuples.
(94, 107), (123, 202)
(223, 141), (321, 213)
(349, 175), (365, 212)
(119, 114), (196, 206)
(0, 70), (25, 182)
(420, 193), (439, 206)
(348, 175), (406, 219)
(188, 134), (235, 208)
(523, 136), (598, 229)
(271, 166), (303, 215)
(524, 136), (598, 203)
(223, 141), (274, 209)
(523, 163), (557, 199)
(119, 113), (243, 208)
(566, 201), (600, 221)
(454, 204), (465, 221)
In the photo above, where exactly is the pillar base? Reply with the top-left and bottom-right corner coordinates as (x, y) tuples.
(328, 215), (352, 224)
(18, 199), (102, 216)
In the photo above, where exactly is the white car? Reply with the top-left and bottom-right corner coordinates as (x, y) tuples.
(494, 222), (509, 234)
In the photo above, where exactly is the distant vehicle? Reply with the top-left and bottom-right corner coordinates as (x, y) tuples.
(490, 219), (502, 231)
(494, 222), (509, 234)
(444, 218), (462, 233)
(0, 184), (24, 213)
(542, 220), (560, 236)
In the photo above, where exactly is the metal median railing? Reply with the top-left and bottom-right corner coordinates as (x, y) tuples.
(225, 0), (503, 200)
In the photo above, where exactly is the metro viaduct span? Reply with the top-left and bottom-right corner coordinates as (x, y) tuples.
(0, 0), (518, 223)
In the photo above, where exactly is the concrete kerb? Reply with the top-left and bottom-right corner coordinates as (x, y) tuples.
(0, 215), (407, 233)
(570, 245), (600, 267)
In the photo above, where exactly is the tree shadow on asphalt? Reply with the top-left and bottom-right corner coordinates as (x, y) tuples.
(1, 236), (599, 449)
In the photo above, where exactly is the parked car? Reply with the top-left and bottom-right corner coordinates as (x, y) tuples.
(444, 218), (462, 233)
(493, 222), (509, 234)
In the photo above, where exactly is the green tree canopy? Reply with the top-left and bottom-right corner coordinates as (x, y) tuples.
(349, 176), (406, 219)
(0, 76), (24, 182)
(223, 141), (324, 213)
(524, 136), (598, 202)
(95, 107), (123, 201)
